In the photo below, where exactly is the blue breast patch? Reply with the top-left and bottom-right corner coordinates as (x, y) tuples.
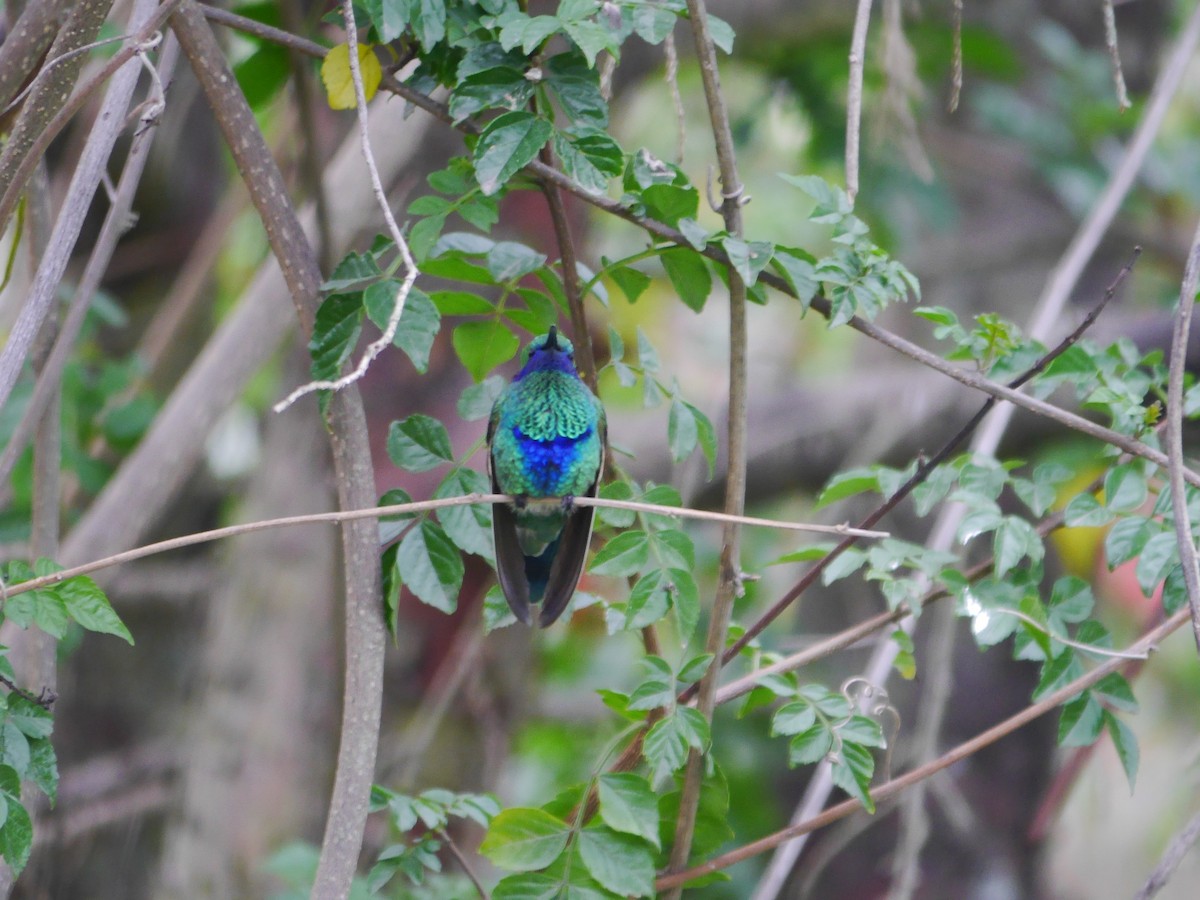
(513, 425), (592, 495)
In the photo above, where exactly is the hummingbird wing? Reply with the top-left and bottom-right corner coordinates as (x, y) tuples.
(488, 407), (532, 626)
(538, 418), (605, 628)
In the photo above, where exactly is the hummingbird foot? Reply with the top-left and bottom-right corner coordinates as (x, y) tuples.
(560, 494), (576, 513)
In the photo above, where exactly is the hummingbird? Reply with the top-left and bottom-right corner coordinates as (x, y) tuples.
(487, 326), (606, 627)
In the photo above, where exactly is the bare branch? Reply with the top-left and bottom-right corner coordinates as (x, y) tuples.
(1102, 0), (1131, 113)
(7, 493), (885, 601)
(1165, 221), (1200, 653)
(667, 0), (751, 888)
(845, 0), (875, 202)
(948, 0), (963, 112)
(1132, 808), (1200, 900)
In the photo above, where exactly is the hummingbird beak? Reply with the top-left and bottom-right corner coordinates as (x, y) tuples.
(545, 325), (559, 350)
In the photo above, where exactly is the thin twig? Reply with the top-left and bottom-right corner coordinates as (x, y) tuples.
(1165, 221), (1200, 654)
(272, 0), (418, 413)
(1131, 807), (1200, 900)
(1102, 0), (1131, 113)
(0, 673), (56, 711)
(3, 493), (880, 600)
(663, 27), (686, 165)
(571, 496), (888, 537)
(845, 0), (875, 203)
(667, 0), (750, 890)
(948, 0), (963, 112)
(656, 608), (1189, 891)
(538, 144), (599, 390)
(440, 830), (492, 900)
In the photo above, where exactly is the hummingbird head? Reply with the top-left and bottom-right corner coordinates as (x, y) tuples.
(517, 326), (579, 377)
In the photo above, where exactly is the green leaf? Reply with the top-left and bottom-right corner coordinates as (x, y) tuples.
(1103, 464), (1148, 512)
(624, 570), (670, 630)
(772, 700), (816, 737)
(787, 723), (832, 766)
(430, 290), (494, 315)
(321, 248), (381, 290)
(817, 467), (879, 507)
(683, 402), (717, 478)
(545, 50), (608, 126)
(1162, 564), (1188, 615)
(772, 248), (818, 307)
(721, 236), (773, 286)
(668, 397), (698, 463)
(609, 265), (651, 304)
(498, 14), (561, 54)
(31, 589), (69, 639)
(577, 826), (655, 897)
(831, 742), (876, 812)
(26, 739), (56, 805)
(480, 808), (571, 871)
(597, 773), (660, 848)
(589, 531), (650, 577)
(453, 320), (521, 381)
(363, 282), (441, 372)
(1104, 516), (1153, 568)
(704, 13), (735, 52)
(487, 241), (548, 282)
(632, 4), (677, 44)
(448, 66), (535, 122)
(553, 130), (623, 196)
(562, 18), (616, 67)
(627, 655), (675, 711)
(838, 715), (886, 748)
(381, 543), (401, 636)
(670, 567), (700, 643)
(308, 292), (364, 381)
(386, 414), (453, 472)
(993, 515), (1042, 578)
(1062, 492), (1114, 527)
(1104, 710), (1139, 790)
(596, 481), (637, 528)
(406, 0), (446, 51)
(474, 111), (554, 196)
(643, 713), (690, 780)
(0, 774), (31, 875)
(397, 519), (465, 613)
(57, 577), (133, 643)
(483, 583), (518, 632)
(820, 547), (867, 585)
(1059, 694), (1105, 747)
(641, 183), (698, 226)
(1093, 672), (1138, 713)
(660, 248), (711, 312)
(6, 698), (51, 741)
(435, 469), (494, 562)
(1134, 530), (1178, 596)
(458, 375), (506, 421)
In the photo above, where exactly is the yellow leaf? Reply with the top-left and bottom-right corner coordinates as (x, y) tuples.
(321, 43), (382, 110)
